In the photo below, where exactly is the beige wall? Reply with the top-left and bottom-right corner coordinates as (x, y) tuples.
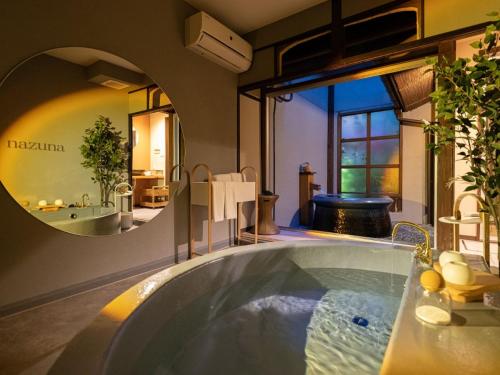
(0, 54), (129, 208)
(388, 103), (430, 224)
(454, 35), (483, 238)
(0, 0), (237, 308)
(273, 87), (329, 227)
(149, 111), (167, 173)
(132, 114), (151, 171)
(238, 94), (261, 227)
(424, 0), (498, 37)
(244, 1), (332, 50)
(239, 95), (261, 178)
(455, 34), (497, 266)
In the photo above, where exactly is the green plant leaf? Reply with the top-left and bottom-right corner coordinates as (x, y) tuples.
(470, 40), (482, 49)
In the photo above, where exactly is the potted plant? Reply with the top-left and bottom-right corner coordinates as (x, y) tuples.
(80, 115), (128, 207)
(424, 13), (500, 259)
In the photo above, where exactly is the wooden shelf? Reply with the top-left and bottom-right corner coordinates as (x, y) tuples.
(139, 185), (169, 208)
(142, 188), (168, 196)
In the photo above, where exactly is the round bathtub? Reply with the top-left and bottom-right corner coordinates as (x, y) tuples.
(50, 239), (412, 375)
(31, 206), (121, 235)
(312, 194), (393, 237)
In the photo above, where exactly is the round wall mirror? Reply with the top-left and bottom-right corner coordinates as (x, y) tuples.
(0, 47), (184, 236)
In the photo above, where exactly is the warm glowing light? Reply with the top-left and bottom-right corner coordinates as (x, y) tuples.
(0, 86), (129, 205)
(101, 279), (160, 321)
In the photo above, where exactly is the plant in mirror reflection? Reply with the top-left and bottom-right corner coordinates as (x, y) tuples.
(80, 115), (128, 207)
(423, 12), (500, 235)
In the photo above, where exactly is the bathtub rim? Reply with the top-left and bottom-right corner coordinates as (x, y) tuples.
(313, 193), (394, 208)
(28, 205), (121, 237)
(49, 237), (415, 375)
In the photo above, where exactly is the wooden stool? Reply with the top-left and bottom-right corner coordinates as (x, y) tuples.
(255, 194), (280, 235)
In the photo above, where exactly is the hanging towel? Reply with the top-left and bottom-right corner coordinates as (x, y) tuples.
(213, 173), (231, 181)
(235, 182), (256, 202)
(224, 181), (238, 220)
(212, 181), (226, 222)
(212, 174), (253, 221)
(230, 173), (243, 182)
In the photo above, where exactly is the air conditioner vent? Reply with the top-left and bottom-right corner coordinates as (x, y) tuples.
(185, 11), (252, 73)
(86, 60), (145, 89)
(100, 79), (130, 90)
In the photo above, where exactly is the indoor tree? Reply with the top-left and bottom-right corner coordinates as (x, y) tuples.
(424, 12), (500, 258)
(80, 115), (128, 207)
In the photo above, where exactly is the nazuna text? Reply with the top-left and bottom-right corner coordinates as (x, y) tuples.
(7, 140), (65, 152)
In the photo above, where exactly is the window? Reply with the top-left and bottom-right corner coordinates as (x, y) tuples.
(338, 109), (401, 210)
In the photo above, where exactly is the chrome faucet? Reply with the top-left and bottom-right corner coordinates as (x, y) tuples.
(81, 193), (90, 208)
(452, 192), (490, 265)
(392, 221), (432, 266)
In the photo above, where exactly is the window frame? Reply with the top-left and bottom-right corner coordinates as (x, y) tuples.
(337, 107), (402, 210)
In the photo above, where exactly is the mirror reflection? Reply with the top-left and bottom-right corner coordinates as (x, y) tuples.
(0, 47), (184, 236)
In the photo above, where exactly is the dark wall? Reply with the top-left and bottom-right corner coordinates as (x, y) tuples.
(0, 0), (238, 308)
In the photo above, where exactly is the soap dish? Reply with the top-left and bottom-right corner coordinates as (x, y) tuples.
(415, 284), (452, 326)
(416, 304), (451, 325)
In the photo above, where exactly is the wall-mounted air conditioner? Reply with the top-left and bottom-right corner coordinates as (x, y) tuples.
(185, 11), (253, 73)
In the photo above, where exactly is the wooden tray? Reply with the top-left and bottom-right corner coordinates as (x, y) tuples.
(433, 263), (500, 303)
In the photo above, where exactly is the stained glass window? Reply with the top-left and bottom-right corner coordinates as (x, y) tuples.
(370, 139), (399, 165)
(339, 109), (401, 208)
(341, 114), (367, 139)
(371, 168), (399, 194)
(371, 110), (399, 137)
(341, 168), (366, 193)
(341, 141), (367, 165)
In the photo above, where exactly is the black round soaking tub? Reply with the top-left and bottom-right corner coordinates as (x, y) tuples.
(312, 194), (393, 237)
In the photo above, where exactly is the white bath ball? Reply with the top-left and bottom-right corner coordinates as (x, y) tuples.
(439, 251), (465, 267)
(54, 199), (64, 206)
(442, 261), (475, 285)
(38, 200), (47, 207)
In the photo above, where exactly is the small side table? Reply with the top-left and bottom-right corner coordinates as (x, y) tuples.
(255, 194), (280, 235)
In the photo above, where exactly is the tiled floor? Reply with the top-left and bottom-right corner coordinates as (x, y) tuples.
(122, 207), (163, 232)
(0, 269), (160, 375)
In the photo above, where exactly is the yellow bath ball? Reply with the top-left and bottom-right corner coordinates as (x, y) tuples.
(420, 270), (443, 292)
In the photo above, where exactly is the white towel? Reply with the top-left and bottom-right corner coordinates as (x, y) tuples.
(230, 173), (243, 182)
(224, 182), (238, 220)
(235, 182), (256, 202)
(211, 181), (226, 222)
(213, 173), (231, 181)
(211, 176), (254, 221)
